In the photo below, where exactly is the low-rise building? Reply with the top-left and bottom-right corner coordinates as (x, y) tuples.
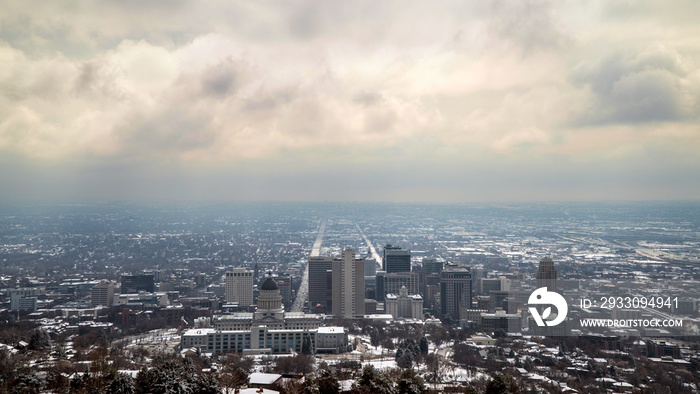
(647, 340), (681, 359)
(182, 275), (348, 355)
(316, 326), (350, 354)
(10, 294), (37, 311)
(114, 292), (168, 307)
(181, 325), (348, 355)
(480, 309), (522, 333)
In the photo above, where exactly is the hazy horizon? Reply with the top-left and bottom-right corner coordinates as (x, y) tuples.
(2, 199), (700, 210)
(1, 1), (699, 203)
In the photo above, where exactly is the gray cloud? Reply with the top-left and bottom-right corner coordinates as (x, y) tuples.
(242, 86), (297, 112)
(571, 45), (695, 125)
(353, 91), (381, 106)
(488, 0), (571, 53)
(200, 59), (238, 98)
(1, 1), (700, 203)
(119, 106), (217, 155)
(74, 59), (124, 100)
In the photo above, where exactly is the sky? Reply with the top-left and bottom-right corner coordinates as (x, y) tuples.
(1, 0), (699, 203)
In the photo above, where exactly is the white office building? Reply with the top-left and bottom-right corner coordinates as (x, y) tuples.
(225, 268), (254, 307)
(331, 248), (365, 319)
(385, 286), (423, 320)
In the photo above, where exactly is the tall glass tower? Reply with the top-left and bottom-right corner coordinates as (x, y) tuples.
(536, 257), (557, 291)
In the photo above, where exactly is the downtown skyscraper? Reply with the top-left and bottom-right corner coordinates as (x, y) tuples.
(225, 268), (254, 307)
(536, 257), (557, 291)
(308, 256), (334, 313)
(440, 266), (472, 322)
(332, 248), (365, 319)
(383, 244), (411, 273)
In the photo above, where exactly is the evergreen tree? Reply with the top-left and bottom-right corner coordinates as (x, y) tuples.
(194, 373), (220, 394)
(418, 337), (429, 355)
(302, 374), (320, 394)
(27, 329), (51, 352)
(484, 373), (520, 394)
(70, 372), (91, 393)
(318, 369), (340, 394)
(355, 365), (397, 394)
(107, 373), (135, 394)
(134, 358), (220, 394)
(11, 369), (45, 394)
(370, 327), (381, 347)
(443, 314), (453, 326)
(397, 368), (425, 394)
(134, 366), (154, 394)
(397, 353), (413, 369)
(45, 369), (69, 393)
(302, 335), (313, 355)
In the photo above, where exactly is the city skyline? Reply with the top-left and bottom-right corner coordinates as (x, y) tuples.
(1, 1), (700, 203)
(1, 199), (699, 391)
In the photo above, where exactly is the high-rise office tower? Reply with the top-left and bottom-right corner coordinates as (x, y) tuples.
(225, 268), (254, 307)
(91, 280), (114, 307)
(424, 273), (441, 309)
(421, 258), (443, 302)
(471, 267), (487, 292)
(121, 274), (154, 294)
(383, 244), (411, 273)
(375, 271), (386, 302)
(308, 256), (334, 313)
(143, 269), (162, 283)
(332, 248), (365, 319)
(326, 269), (333, 312)
(365, 257), (377, 301)
(364, 257), (377, 277)
(384, 272), (420, 297)
(422, 258), (443, 277)
(440, 266), (472, 322)
(478, 278), (501, 295)
(536, 257), (557, 291)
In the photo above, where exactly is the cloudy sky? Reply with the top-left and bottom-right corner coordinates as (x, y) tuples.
(1, 0), (699, 203)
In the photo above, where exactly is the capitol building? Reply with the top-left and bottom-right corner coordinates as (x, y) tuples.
(181, 274), (349, 354)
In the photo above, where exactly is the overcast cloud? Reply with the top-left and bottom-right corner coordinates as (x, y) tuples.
(1, 0), (699, 202)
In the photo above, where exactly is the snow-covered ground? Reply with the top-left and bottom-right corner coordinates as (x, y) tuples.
(365, 359), (397, 369)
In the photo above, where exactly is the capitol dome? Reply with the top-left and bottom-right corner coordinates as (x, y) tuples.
(256, 273), (283, 313)
(261, 276), (279, 291)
